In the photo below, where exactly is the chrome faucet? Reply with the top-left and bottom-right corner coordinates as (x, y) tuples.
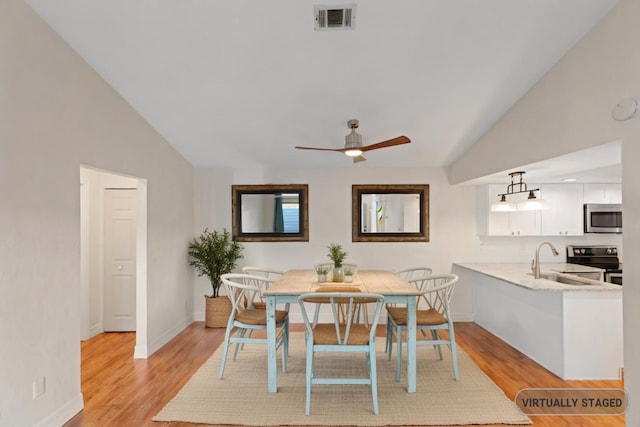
(532, 241), (559, 279)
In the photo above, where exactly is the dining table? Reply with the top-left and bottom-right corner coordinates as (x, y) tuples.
(264, 269), (422, 393)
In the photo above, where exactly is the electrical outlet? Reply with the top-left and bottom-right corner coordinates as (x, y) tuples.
(32, 376), (46, 399)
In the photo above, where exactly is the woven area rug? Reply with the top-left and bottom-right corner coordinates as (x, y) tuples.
(154, 332), (531, 426)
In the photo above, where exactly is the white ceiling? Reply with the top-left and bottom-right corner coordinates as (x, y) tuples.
(26, 0), (619, 178)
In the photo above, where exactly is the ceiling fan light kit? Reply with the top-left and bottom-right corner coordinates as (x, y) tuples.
(490, 171), (548, 212)
(294, 119), (411, 163)
(344, 120), (363, 157)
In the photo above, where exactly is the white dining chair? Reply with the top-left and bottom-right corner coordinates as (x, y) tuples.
(386, 274), (459, 382)
(218, 273), (289, 379)
(242, 266), (284, 279)
(298, 291), (385, 415)
(241, 266), (284, 309)
(394, 266), (433, 281)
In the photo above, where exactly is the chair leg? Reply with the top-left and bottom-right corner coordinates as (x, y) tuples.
(431, 330), (443, 360)
(285, 319), (290, 359)
(232, 328), (247, 361)
(281, 320), (289, 373)
(385, 315), (392, 358)
(218, 327), (233, 379)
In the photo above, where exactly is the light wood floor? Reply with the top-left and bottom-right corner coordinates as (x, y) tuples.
(64, 322), (625, 427)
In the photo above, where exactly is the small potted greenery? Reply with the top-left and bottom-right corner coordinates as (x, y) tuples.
(344, 267), (354, 283)
(327, 243), (347, 282)
(188, 228), (244, 327)
(315, 265), (330, 283)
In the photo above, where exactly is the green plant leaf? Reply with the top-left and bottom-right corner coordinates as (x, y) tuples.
(188, 228), (244, 297)
(326, 242), (347, 268)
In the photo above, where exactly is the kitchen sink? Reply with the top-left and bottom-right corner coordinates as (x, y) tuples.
(538, 273), (590, 285)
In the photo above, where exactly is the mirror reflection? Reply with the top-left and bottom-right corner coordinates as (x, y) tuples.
(240, 193), (300, 233)
(360, 193), (421, 233)
(232, 184), (308, 242)
(352, 184), (429, 242)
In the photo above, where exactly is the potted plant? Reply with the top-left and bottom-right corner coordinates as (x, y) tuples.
(315, 265), (330, 283)
(188, 228), (244, 327)
(344, 267), (354, 283)
(327, 243), (347, 282)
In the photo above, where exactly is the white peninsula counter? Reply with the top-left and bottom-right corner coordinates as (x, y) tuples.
(453, 263), (623, 380)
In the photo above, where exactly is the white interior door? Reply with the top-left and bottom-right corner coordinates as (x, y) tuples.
(103, 188), (137, 331)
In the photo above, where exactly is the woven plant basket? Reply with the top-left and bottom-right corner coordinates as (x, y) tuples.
(205, 296), (232, 328)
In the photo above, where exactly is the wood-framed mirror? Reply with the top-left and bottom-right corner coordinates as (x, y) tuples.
(352, 184), (429, 242)
(232, 184), (309, 242)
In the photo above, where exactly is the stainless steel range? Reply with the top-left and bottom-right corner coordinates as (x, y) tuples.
(566, 245), (622, 285)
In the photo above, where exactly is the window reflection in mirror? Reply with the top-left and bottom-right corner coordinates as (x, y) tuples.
(232, 184), (309, 242)
(352, 184), (429, 242)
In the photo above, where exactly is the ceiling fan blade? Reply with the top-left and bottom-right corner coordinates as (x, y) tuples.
(353, 155), (366, 163)
(360, 136), (411, 152)
(294, 146), (345, 152)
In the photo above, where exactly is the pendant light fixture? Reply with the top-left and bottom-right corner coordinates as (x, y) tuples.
(490, 171), (547, 212)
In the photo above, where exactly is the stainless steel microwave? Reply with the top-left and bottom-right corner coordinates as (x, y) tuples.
(584, 203), (622, 234)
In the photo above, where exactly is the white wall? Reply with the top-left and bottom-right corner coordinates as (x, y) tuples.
(0, 1), (194, 425)
(193, 166), (477, 322)
(449, 0), (640, 424)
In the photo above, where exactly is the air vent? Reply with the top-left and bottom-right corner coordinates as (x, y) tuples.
(314, 4), (356, 30)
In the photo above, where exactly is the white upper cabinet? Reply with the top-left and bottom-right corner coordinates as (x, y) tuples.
(583, 183), (622, 204)
(478, 185), (541, 236)
(539, 184), (584, 236)
(477, 183), (584, 237)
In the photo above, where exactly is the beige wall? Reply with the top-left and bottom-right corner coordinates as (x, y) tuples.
(450, 0), (640, 424)
(193, 166), (478, 322)
(0, 0), (194, 425)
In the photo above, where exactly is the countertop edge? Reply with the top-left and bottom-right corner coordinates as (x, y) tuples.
(454, 262), (621, 292)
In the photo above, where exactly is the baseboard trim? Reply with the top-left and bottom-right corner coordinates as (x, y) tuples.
(144, 316), (194, 357)
(35, 393), (83, 427)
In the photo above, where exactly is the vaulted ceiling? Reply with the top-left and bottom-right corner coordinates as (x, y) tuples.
(26, 0), (617, 174)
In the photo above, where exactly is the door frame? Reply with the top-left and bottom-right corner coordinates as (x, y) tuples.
(79, 165), (149, 358)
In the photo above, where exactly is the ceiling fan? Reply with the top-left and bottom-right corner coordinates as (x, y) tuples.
(295, 119), (411, 163)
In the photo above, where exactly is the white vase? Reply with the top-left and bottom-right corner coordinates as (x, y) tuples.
(317, 273), (327, 283)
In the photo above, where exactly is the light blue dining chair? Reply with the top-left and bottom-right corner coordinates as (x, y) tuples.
(298, 291), (385, 415)
(386, 274), (459, 382)
(218, 273), (289, 379)
(384, 267), (433, 355)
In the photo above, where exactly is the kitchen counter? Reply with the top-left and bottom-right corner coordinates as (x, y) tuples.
(455, 262), (618, 292)
(453, 262), (623, 380)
